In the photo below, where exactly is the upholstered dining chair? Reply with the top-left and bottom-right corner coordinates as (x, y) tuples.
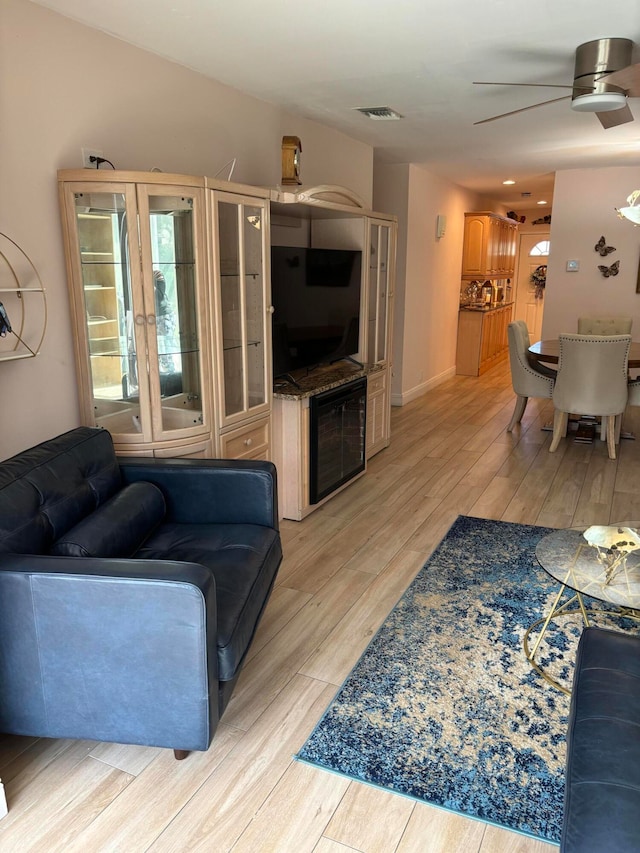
(549, 333), (631, 460)
(628, 377), (640, 407)
(506, 320), (556, 432)
(577, 316), (633, 335)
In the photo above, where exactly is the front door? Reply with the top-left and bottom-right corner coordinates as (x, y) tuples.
(514, 233), (550, 342)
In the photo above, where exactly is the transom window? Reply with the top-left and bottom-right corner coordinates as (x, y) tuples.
(529, 240), (550, 256)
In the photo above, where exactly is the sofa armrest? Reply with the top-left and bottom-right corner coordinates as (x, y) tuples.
(0, 553), (218, 752)
(118, 457), (279, 529)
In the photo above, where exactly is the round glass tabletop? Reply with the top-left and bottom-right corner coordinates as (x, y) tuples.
(536, 524), (640, 610)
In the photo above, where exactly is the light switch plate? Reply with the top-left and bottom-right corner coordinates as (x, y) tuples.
(566, 260), (579, 272)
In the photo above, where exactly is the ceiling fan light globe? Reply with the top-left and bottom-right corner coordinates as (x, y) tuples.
(571, 92), (628, 112)
(617, 206), (640, 225)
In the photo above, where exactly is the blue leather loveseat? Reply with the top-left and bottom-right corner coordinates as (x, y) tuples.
(0, 427), (282, 759)
(562, 626), (640, 852)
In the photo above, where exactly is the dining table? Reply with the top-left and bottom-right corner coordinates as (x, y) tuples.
(528, 339), (640, 369)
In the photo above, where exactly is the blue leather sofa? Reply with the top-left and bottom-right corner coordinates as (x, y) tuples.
(562, 626), (640, 852)
(0, 427), (282, 759)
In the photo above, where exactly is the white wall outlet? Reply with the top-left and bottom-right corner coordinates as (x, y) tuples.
(81, 148), (103, 169)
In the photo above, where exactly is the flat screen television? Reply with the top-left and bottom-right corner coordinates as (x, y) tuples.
(270, 246), (362, 379)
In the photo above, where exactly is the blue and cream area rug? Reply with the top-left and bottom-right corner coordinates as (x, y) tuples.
(297, 516), (591, 844)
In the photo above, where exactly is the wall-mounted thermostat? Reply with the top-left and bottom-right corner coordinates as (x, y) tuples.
(436, 214), (447, 238)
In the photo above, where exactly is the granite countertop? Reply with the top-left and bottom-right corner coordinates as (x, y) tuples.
(273, 361), (383, 400)
(459, 301), (514, 313)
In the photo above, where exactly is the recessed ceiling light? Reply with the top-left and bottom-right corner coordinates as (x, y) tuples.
(537, 200), (548, 205)
(503, 180), (516, 185)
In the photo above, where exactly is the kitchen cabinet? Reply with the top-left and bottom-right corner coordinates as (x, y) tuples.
(461, 212), (518, 280)
(456, 304), (513, 376)
(59, 173), (213, 456)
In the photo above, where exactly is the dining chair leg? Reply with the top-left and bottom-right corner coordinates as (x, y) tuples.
(507, 395), (528, 432)
(549, 410), (568, 452)
(615, 412), (623, 443)
(606, 415), (617, 459)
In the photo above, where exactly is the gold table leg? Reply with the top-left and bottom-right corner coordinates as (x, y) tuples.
(523, 570), (588, 695)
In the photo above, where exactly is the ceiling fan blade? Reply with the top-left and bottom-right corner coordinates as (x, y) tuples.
(596, 103), (634, 128)
(474, 81), (570, 88)
(473, 81), (592, 91)
(599, 63), (640, 97)
(474, 95), (571, 125)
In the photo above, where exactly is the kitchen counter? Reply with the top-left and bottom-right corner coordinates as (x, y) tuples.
(459, 301), (514, 313)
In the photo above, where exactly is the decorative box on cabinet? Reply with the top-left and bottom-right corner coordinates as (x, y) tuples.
(461, 212), (518, 280)
(456, 304), (513, 376)
(58, 171), (213, 457)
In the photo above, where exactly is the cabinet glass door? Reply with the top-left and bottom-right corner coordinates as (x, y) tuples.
(367, 221), (392, 364)
(139, 188), (206, 438)
(216, 196), (268, 423)
(73, 188), (147, 437)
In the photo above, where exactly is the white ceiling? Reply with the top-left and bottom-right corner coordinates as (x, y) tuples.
(35, 0), (640, 209)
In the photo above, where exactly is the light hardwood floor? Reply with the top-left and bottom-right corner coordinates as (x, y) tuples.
(3, 359), (640, 852)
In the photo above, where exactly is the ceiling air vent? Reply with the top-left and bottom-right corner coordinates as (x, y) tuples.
(355, 106), (403, 120)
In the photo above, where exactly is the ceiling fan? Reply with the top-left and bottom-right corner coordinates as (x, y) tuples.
(474, 38), (640, 128)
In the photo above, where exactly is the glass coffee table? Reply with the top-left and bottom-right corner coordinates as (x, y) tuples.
(524, 524), (640, 694)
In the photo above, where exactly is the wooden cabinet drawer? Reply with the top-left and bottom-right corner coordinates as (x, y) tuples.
(220, 418), (270, 460)
(154, 439), (213, 459)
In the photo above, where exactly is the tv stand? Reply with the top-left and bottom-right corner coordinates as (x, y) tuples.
(271, 361), (386, 520)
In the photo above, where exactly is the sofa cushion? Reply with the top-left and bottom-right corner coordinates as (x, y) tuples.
(51, 482), (166, 558)
(0, 427), (121, 555)
(135, 522), (282, 680)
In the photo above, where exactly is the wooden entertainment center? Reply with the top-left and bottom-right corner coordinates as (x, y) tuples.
(58, 174), (397, 521)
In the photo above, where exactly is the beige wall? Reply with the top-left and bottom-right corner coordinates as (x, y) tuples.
(0, 0), (373, 459)
(375, 163), (487, 404)
(543, 166), (640, 339)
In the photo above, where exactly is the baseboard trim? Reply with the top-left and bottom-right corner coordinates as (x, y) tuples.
(391, 367), (456, 406)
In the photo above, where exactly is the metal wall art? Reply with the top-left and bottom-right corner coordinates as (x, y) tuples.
(594, 235), (616, 256)
(598, 260), (620, 278)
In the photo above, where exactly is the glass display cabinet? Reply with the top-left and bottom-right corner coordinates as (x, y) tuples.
(59, 176), (211, 455)
(366, 219), (394, 365)
(211, 192), (271, 430)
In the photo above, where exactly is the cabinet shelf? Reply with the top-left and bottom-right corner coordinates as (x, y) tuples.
(223, 339), (261, 351)
(220, 272), (261, 279)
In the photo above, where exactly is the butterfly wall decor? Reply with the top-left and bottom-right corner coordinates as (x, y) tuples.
(598, 261), (620, 278)
(594, 236), (616, 257)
